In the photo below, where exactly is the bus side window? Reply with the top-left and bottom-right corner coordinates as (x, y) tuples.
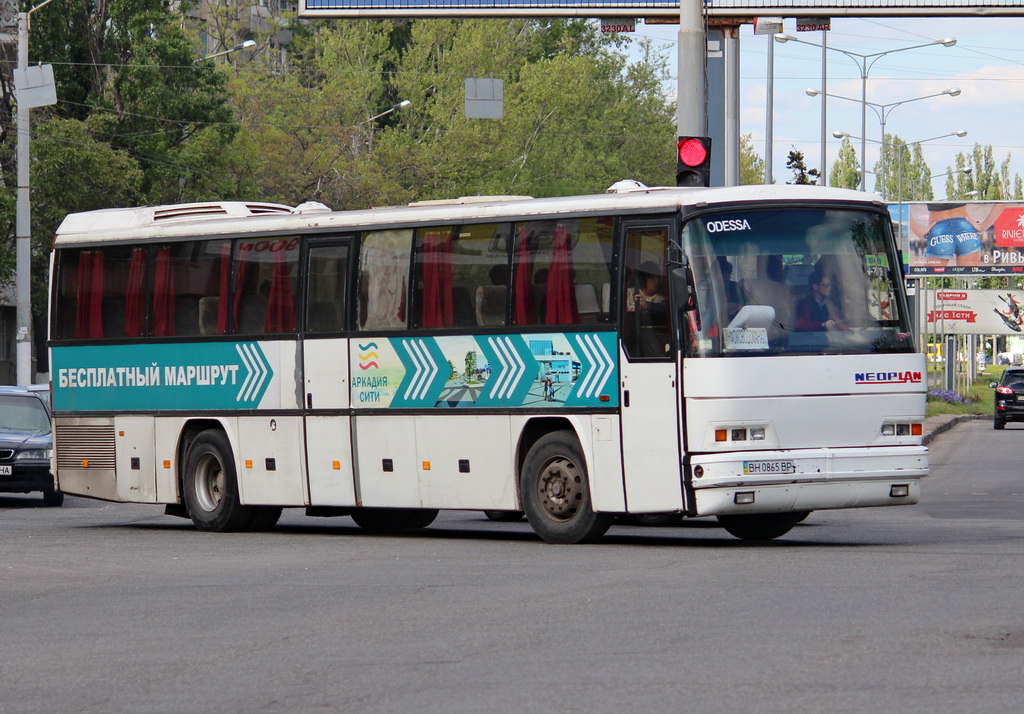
(231, 237), (299, 334)
(511, 217), (613, 327)
(358, 229), (412, 331)
(305, 244), (349, 333)
(622, 227), (670, 359)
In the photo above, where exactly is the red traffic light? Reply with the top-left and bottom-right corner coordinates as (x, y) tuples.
(677, 137), (709, 167)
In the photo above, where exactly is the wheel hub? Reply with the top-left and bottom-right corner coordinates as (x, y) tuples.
(538, 457), (582, 521)
(195, 453), (225, 512)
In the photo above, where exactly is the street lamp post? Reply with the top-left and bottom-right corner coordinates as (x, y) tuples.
(776, 34), (957, 190)
(808, 87), (960, 196)
(204, 39), (256, 60)
(360, 99), (412, 125)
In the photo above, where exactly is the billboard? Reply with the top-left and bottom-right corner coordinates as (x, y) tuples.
(899, 202), (1024, 277)
(921, 289), (1024, 336)
(299, 1), (1024, 19)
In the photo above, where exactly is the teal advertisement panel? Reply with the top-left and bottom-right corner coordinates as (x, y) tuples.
(51, 342), (277, 411)
(351, 332), (618, 408)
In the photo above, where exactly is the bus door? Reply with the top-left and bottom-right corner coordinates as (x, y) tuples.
(618, 220), (686, 513)
(300, 238), (356, 506)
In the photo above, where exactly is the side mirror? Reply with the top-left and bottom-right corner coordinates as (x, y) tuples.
(670, 266), (697, 312)
(990, 381), (998, 388)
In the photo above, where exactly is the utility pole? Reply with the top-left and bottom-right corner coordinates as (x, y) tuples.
(677, 1), (706, 140)
(13, 0), (57, 385)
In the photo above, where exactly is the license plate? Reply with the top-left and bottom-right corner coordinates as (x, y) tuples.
(743, 460), (796, 475)
(0, 465), (12, 476)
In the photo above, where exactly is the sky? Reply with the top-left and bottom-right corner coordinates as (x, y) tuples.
(626, 14), (1024, 197)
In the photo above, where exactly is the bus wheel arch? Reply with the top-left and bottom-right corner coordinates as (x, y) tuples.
(519, 427), (612, 544)
(181, 426), (254, 532)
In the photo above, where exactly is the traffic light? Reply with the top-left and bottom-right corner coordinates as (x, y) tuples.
(676, 136), (712, 187)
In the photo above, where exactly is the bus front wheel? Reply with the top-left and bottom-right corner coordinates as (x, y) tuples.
(520, 430), (612, 544)
(716, 512), (808, 541)
(184, 430), (254, 532)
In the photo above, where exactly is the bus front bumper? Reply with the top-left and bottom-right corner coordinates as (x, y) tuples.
(689, 445), (928, 516)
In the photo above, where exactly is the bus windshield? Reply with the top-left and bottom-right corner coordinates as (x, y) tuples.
(683, 206), (913, 357)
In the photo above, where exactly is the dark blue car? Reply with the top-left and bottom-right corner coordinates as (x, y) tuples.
(0, 386), (62, 506)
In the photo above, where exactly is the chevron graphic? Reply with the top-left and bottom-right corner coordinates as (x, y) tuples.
(402, 338), (438, 401)
(391, 337), (449, 407)
(235, 342), (271, 403)
(565, 332), (618, 407)
(476, 334), (538, 407)
(574, 332), (614, 398)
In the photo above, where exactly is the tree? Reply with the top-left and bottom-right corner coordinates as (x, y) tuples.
(875, 134), (932, 201)
(0, 2), (247, 365)
(739, 134), (764, 185)
(945, 143), (1024, 201)
(829, 136), (861, 190)
(786, 148), (819, 185)
(224, 19), (675, 208)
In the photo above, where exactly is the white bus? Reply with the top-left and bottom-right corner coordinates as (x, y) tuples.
(48, 184), (927, 543)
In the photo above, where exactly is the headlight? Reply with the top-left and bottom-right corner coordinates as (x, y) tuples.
(16, 449), (49, 461)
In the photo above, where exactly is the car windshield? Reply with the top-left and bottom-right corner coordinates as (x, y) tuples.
(0, 395), (51, 433)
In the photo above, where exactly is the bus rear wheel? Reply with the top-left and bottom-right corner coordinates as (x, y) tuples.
(520, 430), (611, 544)
(184, 430), (254, 532)
(244, 507), (283, 532)
(716, 512), (808, 541)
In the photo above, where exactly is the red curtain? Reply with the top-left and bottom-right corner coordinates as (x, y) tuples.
(152, 247), (176, 336)
(545, 225), (579, 325)
(513, 226), (536, 324)
(265, 247), (296, 332)
(232, 245), (251, 330)
(74, 251), (105, 338)
(74, 252), (92, 338)
(420, 229), (453, 328)
(124, 248), (147, 337)
(217, 244), (230, 334)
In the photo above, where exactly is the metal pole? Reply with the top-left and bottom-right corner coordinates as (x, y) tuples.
(879, 113), (887, 199)
(677, 0), (707, 138)
(820, 31), (827, 186)
(765, 34), (774, 185)
(724, 26), (740, 186)
(16, 11), (31, 385)
(860, 58), (868, 191)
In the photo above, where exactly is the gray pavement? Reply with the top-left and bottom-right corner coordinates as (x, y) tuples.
(922, 412), (986, 445)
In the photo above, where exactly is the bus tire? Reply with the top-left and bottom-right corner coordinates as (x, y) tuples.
(520, 430), (612, 544)
(244, 506), (283, 532)
(183, 430), (254, 532)
(635, 513), (683, 526)
(42, 489), (64, 507)
(483, 510), (525, 522)
(404, 509), (439, 529)
(716, 512), (808, 541)
(351, 508), (414, 531)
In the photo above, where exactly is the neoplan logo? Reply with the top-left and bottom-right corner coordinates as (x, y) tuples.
(854, 371), (922, 385)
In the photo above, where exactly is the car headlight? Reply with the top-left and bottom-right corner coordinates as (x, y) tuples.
(16, 449), (49, 461)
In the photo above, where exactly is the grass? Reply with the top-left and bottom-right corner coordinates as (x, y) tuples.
(925, 364), (1000, 417)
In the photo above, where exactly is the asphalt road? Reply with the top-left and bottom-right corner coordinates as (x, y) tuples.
(3, 418), (1023, 713)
